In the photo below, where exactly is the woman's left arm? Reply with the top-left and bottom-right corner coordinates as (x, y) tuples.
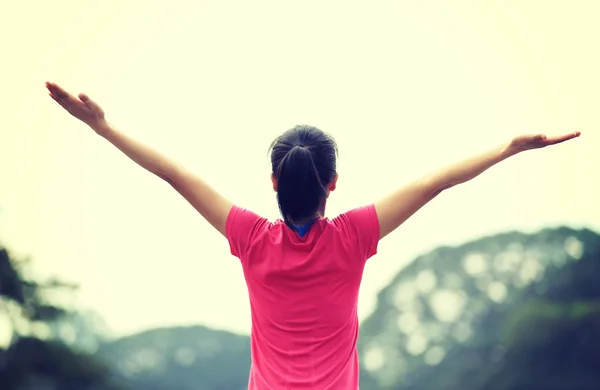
(374, 131), (581, 240)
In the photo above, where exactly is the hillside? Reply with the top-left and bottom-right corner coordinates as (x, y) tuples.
(97, 326), (250, 390)
(358, 227), (600, 390)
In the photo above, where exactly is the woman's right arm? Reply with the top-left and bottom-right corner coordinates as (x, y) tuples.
(374, 131), (581, 240)
(46, 82), (233, 237)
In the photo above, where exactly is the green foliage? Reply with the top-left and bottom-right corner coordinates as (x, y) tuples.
(0, 248), (26, 304)
(0, 246), (122, 390)
(501, 300), (600, 345)
(0, 337), (122, 389)
(357, 227), (600, 390)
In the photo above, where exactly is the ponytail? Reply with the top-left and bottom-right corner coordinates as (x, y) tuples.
(270, 125), (338, 229)
(276, 145), (326, 228)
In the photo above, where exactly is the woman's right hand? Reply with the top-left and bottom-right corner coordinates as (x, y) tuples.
(46, 81), (108, 133)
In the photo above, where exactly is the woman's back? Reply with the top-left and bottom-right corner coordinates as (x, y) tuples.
(227, 205), (379, 389)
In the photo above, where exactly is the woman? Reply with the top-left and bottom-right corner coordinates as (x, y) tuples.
(45, 81), (580, 389)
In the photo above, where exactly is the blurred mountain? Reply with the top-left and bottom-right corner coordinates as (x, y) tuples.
(93, 226), (600, 390)
(357, 226), (600, 390)
(96, 325), (251, 390)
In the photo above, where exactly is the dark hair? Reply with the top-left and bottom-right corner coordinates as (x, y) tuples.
(269, 125), (338, 228)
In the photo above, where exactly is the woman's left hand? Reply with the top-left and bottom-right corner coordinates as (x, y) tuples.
(508, 131), (581, 154)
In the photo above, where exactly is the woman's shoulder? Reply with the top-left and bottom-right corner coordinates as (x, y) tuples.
(329, 204), (378, 227)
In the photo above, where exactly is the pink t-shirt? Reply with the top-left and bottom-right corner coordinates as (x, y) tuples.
(226, 204), (380, 390)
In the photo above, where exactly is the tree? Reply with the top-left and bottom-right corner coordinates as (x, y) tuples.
(0, 246), (124, 390)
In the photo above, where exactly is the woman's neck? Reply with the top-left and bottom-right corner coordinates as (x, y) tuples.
(287, 200), (327, 226)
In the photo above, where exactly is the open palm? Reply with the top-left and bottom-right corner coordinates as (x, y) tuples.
(510, 132), (581, 153)
(46, 82), (106, 128)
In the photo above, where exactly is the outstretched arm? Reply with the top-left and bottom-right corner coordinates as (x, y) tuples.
(46, 82), (232, 236)
(375, 131), (581, 240)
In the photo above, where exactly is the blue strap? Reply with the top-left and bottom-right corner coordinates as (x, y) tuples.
(291, 219), (316, 237)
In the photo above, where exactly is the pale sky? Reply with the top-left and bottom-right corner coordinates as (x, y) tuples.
(1, 0), (598, 341)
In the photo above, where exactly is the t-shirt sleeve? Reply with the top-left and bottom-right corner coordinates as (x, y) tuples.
(226, 205), (270, 260)
(333, 204), (380, 260)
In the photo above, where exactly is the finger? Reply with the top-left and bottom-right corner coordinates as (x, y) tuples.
(47, 82), (74, 102)
(46, 82), (65, 96)
(49, 92), (63, 105)
(79, 93), (99, 110)
(49, 92), (68, 107)
(50, 92), (78, 114)
(49, 93), (70, 111)
(56, 92), (80, 109)
(544, 132), (580, 145)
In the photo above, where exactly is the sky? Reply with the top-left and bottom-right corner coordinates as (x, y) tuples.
(1, 0), (598, 342)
